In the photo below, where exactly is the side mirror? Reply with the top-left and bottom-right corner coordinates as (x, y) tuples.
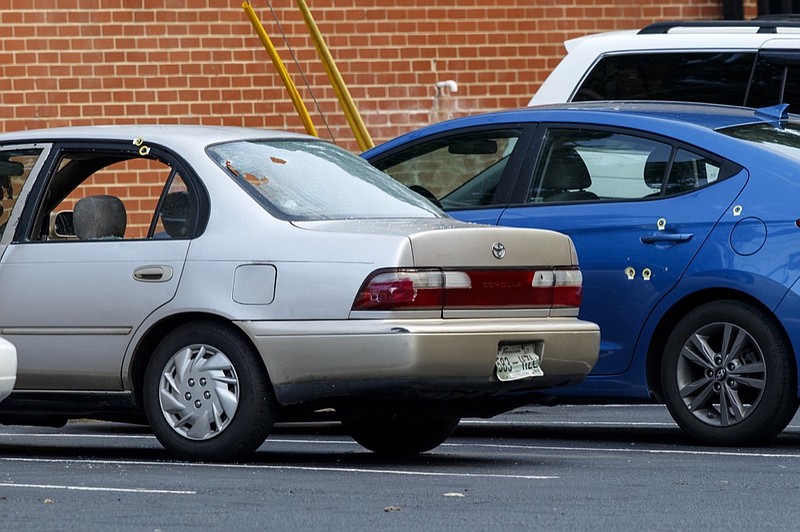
(50, 210), (76, 239)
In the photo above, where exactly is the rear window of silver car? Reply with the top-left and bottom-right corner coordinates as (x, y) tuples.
(207, 139), (443, 221)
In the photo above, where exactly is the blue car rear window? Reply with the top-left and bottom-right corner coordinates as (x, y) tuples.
(721, 122), (800, 161)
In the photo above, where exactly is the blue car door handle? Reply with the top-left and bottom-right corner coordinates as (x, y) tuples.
(640, 233), (694, 244)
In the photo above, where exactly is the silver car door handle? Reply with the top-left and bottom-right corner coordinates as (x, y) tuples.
(640, 233), (694, 244)
(133, 265), (174, 282)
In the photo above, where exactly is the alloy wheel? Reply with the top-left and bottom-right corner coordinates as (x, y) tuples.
(675, 322), (765, 428)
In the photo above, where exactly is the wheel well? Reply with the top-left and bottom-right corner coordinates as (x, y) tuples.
(128, 313), (264, 408)
(645, 288), (794, 402)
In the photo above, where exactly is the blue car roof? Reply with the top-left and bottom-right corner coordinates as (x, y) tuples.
(364, 101), (789, 157)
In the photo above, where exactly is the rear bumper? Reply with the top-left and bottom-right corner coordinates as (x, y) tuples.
(237, 318), (600, 407)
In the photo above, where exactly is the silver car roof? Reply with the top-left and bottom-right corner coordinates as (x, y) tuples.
(0, 125), (314, 150)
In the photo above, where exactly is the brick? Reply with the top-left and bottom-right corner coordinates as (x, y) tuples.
(0, 0), (736, 148)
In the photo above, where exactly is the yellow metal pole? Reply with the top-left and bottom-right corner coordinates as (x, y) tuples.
(296, 0), (374, 150)
(242, 1), (318, 137)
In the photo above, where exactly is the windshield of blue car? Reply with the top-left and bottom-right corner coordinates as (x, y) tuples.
(720, 122), (800, 160)
(207, 139), (444, 221)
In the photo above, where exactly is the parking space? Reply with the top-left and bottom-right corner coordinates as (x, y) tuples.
(2, 405), (800, 530)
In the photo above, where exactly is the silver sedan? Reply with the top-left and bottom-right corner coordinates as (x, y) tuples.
(0, 126), (599, 460)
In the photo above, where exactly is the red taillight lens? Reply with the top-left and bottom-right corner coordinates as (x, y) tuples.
(352, 267), (583, 311)
(552, 268), (583, 307)
(445, 268), (582, 308)
(352, 270), (444, 310)
(445, 270), (541, 308)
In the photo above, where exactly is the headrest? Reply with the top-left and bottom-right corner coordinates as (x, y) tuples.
(643, 145), (672, 190)
(542, 146), (591, 190)
(160, 191), (194, 237)
(644, 146), (699, 193)
(73, 195), (127, 240)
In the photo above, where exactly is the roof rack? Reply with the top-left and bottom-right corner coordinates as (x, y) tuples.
(639, 19), (800, 34)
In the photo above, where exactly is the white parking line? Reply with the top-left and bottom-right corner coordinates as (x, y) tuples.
(0, 457), (557, 481)
(0, 432), (156, 439)
(443, 441), (800, 459)
(0, 482), (195, 495)
(459, 420), (679, 427)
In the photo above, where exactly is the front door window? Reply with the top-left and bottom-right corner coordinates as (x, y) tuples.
(375, 129), (523, 210)
(0, 148), (46, 243)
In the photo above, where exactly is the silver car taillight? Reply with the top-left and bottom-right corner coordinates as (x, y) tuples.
(351, 267), (582, 311)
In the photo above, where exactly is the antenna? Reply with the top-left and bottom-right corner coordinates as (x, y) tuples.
(264, 0), (336, 143)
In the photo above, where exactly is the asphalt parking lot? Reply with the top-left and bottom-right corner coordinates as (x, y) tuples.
(1, 404), (799, 531)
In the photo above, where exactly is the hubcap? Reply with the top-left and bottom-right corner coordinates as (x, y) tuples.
(158, 344), (240, 441)
(676, 322), (766, 427)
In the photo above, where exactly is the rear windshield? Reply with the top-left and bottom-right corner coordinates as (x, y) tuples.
(720, 122), (800, 160)
(207, 139), (443, 221)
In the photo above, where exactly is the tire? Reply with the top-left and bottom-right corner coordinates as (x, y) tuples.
(142, 321), (276, 461)
(343, 412), (460, 454)
(661, 300), (798, 446)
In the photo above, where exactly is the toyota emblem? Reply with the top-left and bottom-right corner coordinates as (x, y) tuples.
(491, 242), (506, 259)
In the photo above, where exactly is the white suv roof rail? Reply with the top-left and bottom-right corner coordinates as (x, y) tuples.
(639, 19), (800, 34)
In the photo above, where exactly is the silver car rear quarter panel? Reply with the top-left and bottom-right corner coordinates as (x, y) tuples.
(237, 318), (600, 406)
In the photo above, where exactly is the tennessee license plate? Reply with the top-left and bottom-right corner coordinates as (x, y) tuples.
(495, 343), (543, 381)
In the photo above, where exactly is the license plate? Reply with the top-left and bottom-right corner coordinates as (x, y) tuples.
(495, 343), (543, 381)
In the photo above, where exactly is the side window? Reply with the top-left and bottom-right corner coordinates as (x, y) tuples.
(529, 129), (723, 203)
(574, 52), (755, 106)
(35, 149), (197, 242)
(747, 52), (800, 109)
(0, 148), (45, 241)
(373, 129), (522, 209)
(660, 149), (722, 197)
(152, 174), (195, 239)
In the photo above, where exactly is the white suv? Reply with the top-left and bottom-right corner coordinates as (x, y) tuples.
(530, 20), (800, 108)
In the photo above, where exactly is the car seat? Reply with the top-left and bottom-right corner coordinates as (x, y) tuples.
(541, 146), (598, 202)
(644, 146), (699, 196)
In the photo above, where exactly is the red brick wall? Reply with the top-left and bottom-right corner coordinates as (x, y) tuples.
(0, 0), (752, 152)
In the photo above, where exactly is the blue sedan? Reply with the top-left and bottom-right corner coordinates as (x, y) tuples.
(364, 101), (800, 446)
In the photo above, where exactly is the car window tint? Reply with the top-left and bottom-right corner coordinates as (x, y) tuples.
(747, 54), (800, 108)
(530, 129), (674, 202)
(37, 151), (196, 241)
(785, 65), (800, 109)
(574, 52), (754, 106)
(721, 121), (800, 159)
(661, 149), (722, 197)
(0, 148), (45, 241)
(373, 129), (521, 209)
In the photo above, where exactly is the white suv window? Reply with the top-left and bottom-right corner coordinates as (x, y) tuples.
(530, 21), (800, 108)
(574, 52), (755, 105)
(574, 51), (800, 108)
